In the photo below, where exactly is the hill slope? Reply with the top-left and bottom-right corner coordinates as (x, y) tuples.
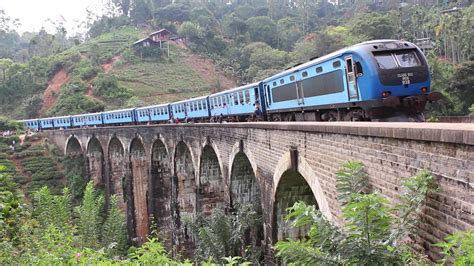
(34, 26), (236, 117)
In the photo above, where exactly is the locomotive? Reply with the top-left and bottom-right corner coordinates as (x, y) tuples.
(21, 39), (441, 130)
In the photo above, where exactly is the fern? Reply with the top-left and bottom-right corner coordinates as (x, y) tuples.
(336, 160), (369, 205)
(101, 195), (127, 255)
(75, 181), (104, 249)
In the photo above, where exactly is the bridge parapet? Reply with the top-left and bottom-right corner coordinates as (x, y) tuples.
(45, 122), (473, 260)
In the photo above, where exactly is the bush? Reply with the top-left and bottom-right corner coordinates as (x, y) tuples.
(275, 161), (436, 265)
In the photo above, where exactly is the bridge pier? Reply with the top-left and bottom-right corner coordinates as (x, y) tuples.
(46, 122), (473, 261)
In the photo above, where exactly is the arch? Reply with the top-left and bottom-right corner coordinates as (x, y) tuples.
(86, 137), (105, 187)
(229, 150), (264, 253)
(174, 140), (196, 254)
(271, 152), (332, 221)
(198, 144), (224, 215)
(150, 138), (172, 248)
(129, 137), (149, 244)
(273, 170), (317, 241)
(108, 137), (127, 211)
(65, 135), (83, 157)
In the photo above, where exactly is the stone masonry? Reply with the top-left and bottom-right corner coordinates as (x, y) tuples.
(52, 122), (473, 260)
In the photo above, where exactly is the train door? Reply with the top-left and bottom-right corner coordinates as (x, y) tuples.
(295, 71), (304, 106)
(345, 56), (359, 100)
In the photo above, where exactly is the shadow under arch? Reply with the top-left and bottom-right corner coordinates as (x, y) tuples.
(198, 144), (224, 216)
(107, 137), (127, 210)
(271, 152), (333, 243)
(86, 137), (105, 187)
(173, 140), (196, 256)
(149, 138), (173, 249)
(65, 135), (83, 157)
(129, 137), (149, 244)
(229, 150), (264, 259)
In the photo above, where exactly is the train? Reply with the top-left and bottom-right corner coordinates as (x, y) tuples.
(20, 39), (441, 130)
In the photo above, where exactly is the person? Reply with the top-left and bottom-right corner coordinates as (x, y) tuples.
(219, 113), (224, 123)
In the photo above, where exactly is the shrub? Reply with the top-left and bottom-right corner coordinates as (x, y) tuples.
(275, 161), (436, 265)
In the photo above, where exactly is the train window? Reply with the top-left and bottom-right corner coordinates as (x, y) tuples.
(355, 62), (364, 76)
(239, 91), (244, 104)
(198, 101), (202, 110)
(280, 79), (284, 84)
(301, 70), (345, 98)
(234, 93), (239, 105)
(333, 61), (341, 68)
(245, 90), (251, 103)
(373, 53), (397, 69)
(273, 81), (277, 87)
(394, 50), (421, 68)
(290, 75), (295, 81)
(302, 71), (308, 77)
(203, 101), (207, 109)
(316, 66), (323, 73)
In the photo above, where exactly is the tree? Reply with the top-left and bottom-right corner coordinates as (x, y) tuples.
(247, 16), (278, 47)
(130, 0), (153, 25)
(112, 0), (131, 16)
(350, 12), (397, 40)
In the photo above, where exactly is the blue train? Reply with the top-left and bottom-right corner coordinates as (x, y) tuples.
(20, 39), (441, 130)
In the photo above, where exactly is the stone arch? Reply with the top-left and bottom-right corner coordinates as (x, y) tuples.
(174, 141), (196, 254)
(129, 137), (149, 244)
(229, 150), (264, 253)
(150, 138), (172, 248)
(272, 152), (332, 221)
(86, 137), (105, 187)
(198, 144), (224, 215)
(65, 135), (83, 157)
(273, 170), (317, 241)
(271, 152), (333, 242)
(108, 137), (127, 211)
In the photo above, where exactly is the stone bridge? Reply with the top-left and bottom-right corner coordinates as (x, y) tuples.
(45, 122), (474, 260)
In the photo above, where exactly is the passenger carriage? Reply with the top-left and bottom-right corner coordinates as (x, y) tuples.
(71, 113), (103, 127)
(103, 108), (135, 125)
(136, 104), (170, 123)
(209, 83), (261, 120)
(181, 96), (210, 121)
(20, 119), (40, 130)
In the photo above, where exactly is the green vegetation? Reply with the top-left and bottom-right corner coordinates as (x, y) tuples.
(187, 204), (262, 263)
(275, 161), (437, 265)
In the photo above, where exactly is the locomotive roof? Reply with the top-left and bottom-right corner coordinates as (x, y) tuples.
(262, 39), (408, 82)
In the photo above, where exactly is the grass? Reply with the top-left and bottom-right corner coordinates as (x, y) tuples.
(110, 44), (213, 105)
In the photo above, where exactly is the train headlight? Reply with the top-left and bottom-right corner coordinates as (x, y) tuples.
(382, 91), (392, 97)
(421, 87), (428, 93)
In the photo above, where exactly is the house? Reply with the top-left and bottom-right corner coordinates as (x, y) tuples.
(133, 29), (171, 49)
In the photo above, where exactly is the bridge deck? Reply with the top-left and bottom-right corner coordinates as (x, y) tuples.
(61, 122), (474, 145)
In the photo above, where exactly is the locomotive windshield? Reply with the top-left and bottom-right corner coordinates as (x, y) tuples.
(374, 50), (422, 69)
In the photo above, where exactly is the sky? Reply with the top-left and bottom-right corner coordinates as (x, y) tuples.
(0, 0), (109, 35)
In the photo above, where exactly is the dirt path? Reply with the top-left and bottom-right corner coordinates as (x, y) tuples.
(180, 44), (238, 92)
(102, 55), (121, 73)
(41, 69), (70, 114)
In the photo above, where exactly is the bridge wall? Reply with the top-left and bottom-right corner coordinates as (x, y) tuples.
(46, 122), (474, 260)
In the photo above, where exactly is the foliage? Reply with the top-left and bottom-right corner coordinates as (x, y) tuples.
(275, 160), (436, 265)
(102, 195), (127, 255)
(75, 181), (105, 249)
(93, 73), (133, 106)
(0, 116), (22, 131)
(435, 231), (474, 266)
(187, 204), (262, 263)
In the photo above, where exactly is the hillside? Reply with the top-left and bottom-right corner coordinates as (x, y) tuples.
(38, 26), (237, 116)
